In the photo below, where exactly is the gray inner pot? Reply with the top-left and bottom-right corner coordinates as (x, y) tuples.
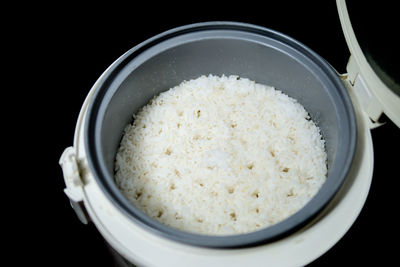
(85, 22), (356, 248)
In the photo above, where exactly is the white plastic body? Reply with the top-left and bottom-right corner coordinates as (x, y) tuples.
(337, 0), (400, 127)
(59, 69), (374, 266)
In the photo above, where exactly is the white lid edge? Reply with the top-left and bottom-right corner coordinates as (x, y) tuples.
(336, 0), (400, 127)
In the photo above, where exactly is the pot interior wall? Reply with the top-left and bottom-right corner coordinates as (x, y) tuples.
(100, 35), (340, 177)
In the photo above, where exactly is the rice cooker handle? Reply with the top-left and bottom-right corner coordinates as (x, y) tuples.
(59, 147), (90, 224)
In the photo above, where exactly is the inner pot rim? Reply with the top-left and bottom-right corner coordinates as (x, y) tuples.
(84, 21), (357, 248)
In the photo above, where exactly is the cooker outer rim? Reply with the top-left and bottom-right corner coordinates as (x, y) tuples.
(83, 21), (357, 248)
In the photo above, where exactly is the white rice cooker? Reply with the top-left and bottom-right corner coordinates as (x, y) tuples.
(59, 1), (400, 266)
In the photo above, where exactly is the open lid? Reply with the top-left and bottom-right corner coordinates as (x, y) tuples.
(337, 0), (400, 127)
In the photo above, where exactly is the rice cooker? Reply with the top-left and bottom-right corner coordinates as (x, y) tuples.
(59, 1), (400, 266)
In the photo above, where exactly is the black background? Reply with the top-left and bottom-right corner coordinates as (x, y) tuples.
(21, 1), (399, 266)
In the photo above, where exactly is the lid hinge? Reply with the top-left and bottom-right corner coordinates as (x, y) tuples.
(346, 55), (384, 129)
(59, 147), (90, 224)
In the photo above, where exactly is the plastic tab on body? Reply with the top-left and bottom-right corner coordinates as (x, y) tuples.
(59, 147), (89, 224)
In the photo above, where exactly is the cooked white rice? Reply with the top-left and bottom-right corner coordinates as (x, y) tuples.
(115, 74), (327, 235)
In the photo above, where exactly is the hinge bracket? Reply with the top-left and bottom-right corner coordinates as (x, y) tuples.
(346, 55), (384, 129)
